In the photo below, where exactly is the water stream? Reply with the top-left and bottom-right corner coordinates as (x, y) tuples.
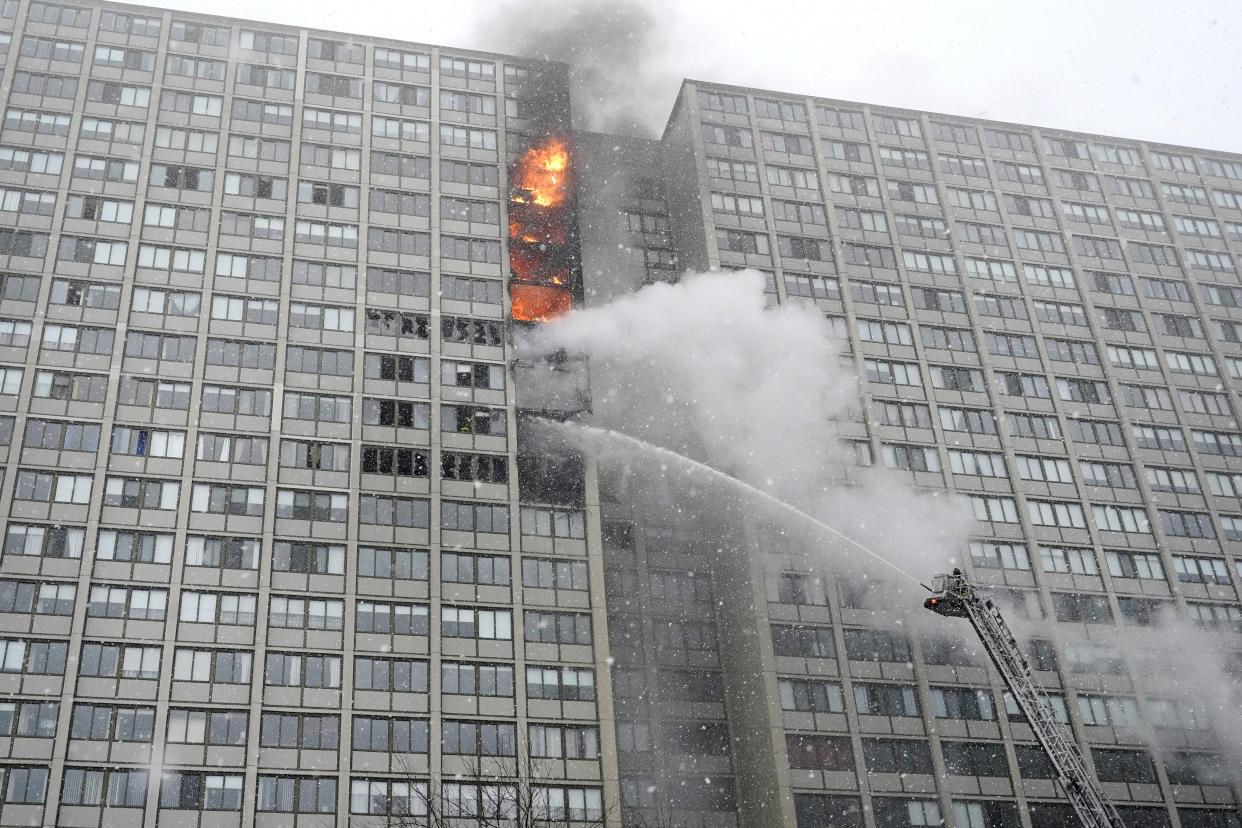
(532, 417), (925, 588)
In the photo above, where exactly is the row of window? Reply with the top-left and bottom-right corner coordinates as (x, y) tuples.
(0, 633), (600, 681)
(771, 567), (1240, 634)
(780, 731), (1229, 788)
(26, 9), (510, 82)
(790, 794), (1240, 828)
(696, 88), (1242, 183)
(0, 765), (603, 818)
(0, 703), (599, 754)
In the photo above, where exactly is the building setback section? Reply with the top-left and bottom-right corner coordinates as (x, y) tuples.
(0, 0), (1237, 826)
(581, 83), (1242, 826)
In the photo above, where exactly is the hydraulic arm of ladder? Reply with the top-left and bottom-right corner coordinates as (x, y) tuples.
(925, 569), (1126, 828)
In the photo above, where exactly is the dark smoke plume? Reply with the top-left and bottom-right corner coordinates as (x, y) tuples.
(481, 0), (670, 136)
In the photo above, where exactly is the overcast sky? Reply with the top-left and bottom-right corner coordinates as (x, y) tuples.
(166, 0), (1240, 152)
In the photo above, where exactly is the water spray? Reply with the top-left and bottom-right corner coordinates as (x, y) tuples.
(530, 416), (927, 589)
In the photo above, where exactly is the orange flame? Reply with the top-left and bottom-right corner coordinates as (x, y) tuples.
(509, 214), (568, 245)
(511, 283), (572, 322)
(510, 245), (570, 286)
(511, 137), (570, 208)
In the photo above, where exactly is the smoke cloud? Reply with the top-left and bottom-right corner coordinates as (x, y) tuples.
(518, 269), (973, 583)
(479, 0), (673, 136)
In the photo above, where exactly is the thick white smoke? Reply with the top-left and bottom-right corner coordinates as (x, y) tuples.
(518, 269), (973, 584)
(479, 0), (673, 136)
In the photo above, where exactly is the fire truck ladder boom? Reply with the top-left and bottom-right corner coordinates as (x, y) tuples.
(925, 569), (1126, 828)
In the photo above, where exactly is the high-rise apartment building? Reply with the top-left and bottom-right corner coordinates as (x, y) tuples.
(0, 1), (1238, 827)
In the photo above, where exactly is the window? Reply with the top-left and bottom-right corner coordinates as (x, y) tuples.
(1162, 512), (1217, 539)
(929, 686), (995, 720)
(878, 146), (930, 171)
(87, 585), (167, 620)
(942, 741), (1009, 776)
(856, 318), (912, 345)
(86, 528), (153, 561)
(171, 649), (249, 684)
(853, 682), (919, 716)
(969, 540), (1029, 570)
(277, 489), (349, 523)
(263, 652), (342, 689)
(765, 677), (845, 714)
(180, 592), (257, 626)
(921, 325), (975, 351)
(440, 662), (513, 699)
(75, 641), (157, 679)
(886, 179), (938, 204)
(349, 779), (426, 816)
(524, 610), (591, 644)
(1108, 345), (1159, 371)
(785, 734), (853, 771)
(1039, 546), (1097, 576)
(770, 625), (835, 658)
(1092, 749), (1157, 784)
(70, 703), (155, 743)
(994, 161), (1043, 184)
(520, 507), (586, 538)
(1145, 466), (1199, 494)
(827, 172), (881, 197)
(440, 500), (507, 533)
(842, 629), (910, 662)
(159, 772), (243, 811)
(1080, 460), (1136, 490)
(442, 719), (516, 757)
(186, 536), (261, 570)
(864, 359), (921, 387)
(1117, 207), (1165, 231)
(881, 443), (940, 472)
(940, 407), (998, 435)
(351, 716), (428, 753)
(527, 665), (595, 700)
(124, 331), (196, 362)
(269, 597), (345, 631)
(0, 580), (74, 615)
(1192, 429), (1242, 456)
(518, 558), (584, 592)
(255, 776), (336, 814)
(1067, 418), (1125, 447)
(234, 61), (295, 89)
(948, 187), (998, 210)
(13, 470), (92, 504)
(151, 163), (214, 192)
(1187, 601), (1242, 631)
(1206, 471), (1242, 498)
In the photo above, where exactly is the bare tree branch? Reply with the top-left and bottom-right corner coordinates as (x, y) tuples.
(386, 740), (614, 828)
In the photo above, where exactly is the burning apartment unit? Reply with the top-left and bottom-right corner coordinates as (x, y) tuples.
(0, 0), (1237, 827)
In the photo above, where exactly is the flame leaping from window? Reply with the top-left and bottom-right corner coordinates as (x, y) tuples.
(510, 137), (571, 208)
(509, 134), (575, 323)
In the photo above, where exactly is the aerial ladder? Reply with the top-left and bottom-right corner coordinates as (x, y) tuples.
(925, 569), (1126, 828)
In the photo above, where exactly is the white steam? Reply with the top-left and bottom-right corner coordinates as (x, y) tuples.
(518, 269), (973, 583)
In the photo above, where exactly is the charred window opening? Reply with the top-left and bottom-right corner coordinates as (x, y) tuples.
(361, 446), (428, 477)
(441, 452), (508, 484)
(517, 455), (584, 507)
(441, 360), (504, 390)
(515, 415), (583, 506)
(441, 404), (506, 436)
(362, 398), (429, 429)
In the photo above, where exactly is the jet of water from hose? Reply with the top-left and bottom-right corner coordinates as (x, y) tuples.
(533, 416), (926, 588)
